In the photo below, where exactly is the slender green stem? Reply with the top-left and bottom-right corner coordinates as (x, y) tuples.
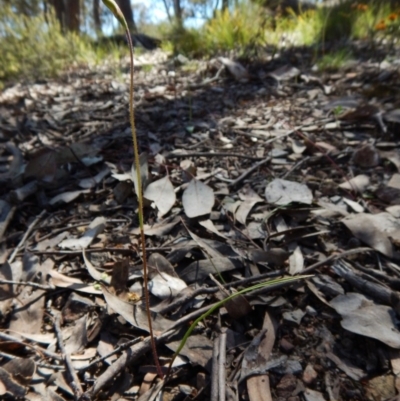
(125, 29), (163, 379)
(101, 0), (163, 379)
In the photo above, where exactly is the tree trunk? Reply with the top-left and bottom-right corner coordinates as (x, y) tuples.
(222, 0), (229, 10)
(173, 0), (183, 28)
(93, 0), (102, 33)
(65, 0), (80, 32)
(49, 0), (66, 30)
(49, 0), (80, 32)
(116, 0), (137, 32)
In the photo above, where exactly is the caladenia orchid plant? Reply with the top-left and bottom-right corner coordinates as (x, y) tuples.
(102, 0), (312, 385)
(101, 0), (163, 378)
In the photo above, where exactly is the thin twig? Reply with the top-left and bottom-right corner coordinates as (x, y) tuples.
(0, 331), (62, 361)
(302, 247), (372, 274)
(218, 329), (227, 401)
(0, 350), (62, 371)
(211, 336), (220, 401)
(32, 246), (172, 257)
(157, 286), (219, 315)
(281, 156), (310, 179)
(158, 270), (286, 315)
(0, 279), (54, 291)
(8, 210), (46, 263)
(78, 336), (143, 371)
(165, 152), (264, 161)
(185, 65), (225, 89)
(53, 314), (83, 399)
(81, 330), (175, 400)
(228, 158), (271, 187)
(84, 277), (305, 398)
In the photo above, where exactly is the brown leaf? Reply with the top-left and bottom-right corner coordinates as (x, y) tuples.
(110, 259), (129, 298)
(25, 148), (57, 183)
(352, 144), (380, 168)
(101, 285), (172, 333)
(342, 213), (393, 257)
(330, 292), (400, 348)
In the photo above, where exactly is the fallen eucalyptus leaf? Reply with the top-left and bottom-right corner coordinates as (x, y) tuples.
(182, 179), (214, 218)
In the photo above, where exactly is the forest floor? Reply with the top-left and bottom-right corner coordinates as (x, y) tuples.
(1, 41), (400, 401)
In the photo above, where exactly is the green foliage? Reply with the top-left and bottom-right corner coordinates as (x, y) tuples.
(168, 2), (269, 57)
(317, 48), (353, 71)
(255, 1), (400, 50)
(0, 6), (91, 84)
(167, 26), (207, 57)
(167, 275), (311, 376)
(204, 3), (268, 53)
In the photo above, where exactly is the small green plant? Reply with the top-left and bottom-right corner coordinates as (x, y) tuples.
(333, 105), (344, 118)
(165, 275), (311, 377)
(317, 48), (353, 71)
(141, 64), (153, 73)
(102, 0), (163, 378)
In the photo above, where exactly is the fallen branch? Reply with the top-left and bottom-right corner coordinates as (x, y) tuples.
(54, 314), (83, 400)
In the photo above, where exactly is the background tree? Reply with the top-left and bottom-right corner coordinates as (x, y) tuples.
(49, 0), (81, 32)
(173, 0), (183, 28)
(116, 0), (137, 31)
(2, 0), (41, 15)
(93, 0), (102, 33)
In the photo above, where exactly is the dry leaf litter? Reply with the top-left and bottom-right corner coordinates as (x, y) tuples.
(0, 44), (400, 400)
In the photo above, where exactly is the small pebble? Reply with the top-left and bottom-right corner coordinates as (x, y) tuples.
(303, 364), (318, 384)
(306, 305), (317, 316)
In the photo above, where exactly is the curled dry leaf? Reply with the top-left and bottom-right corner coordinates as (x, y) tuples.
(265, 179), (313, 205)
(82, 249), (109, 283)
(179, 257), (237, 283)
(0, 262), (13, 320)
(58, 216), (106, 250)
(267, 64), (301, 83)
(342, 212), (399, 257)
(352, 144), (380, 168)
(49, 189), (91, 205)
(0, 366), (27, 398)
(330, 292), (400, 348)
(219, 57), (249, 82)
(288, 246), (304, 275)
(101, 285), (172, 333)
(64, 314), (88, 355)
(384, 109), (400, 124)
(182, 179), (214, 218)
(24, 148), (57, 183)
(78, 166), (110, 189)
(0, 142), (23, 183)
(166, 335), (213, 370)
(131, 215), (180, 236)
(236, 185), (263, 225)
(339, 174), (370, 193)
(49, 270), (102, 295)
(2, 358), (35, 386)
(131, 152), (150, 197)
(148, 273), (187, 300)
(199, 219), (228, 239)
(388, 174), (400, 190)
